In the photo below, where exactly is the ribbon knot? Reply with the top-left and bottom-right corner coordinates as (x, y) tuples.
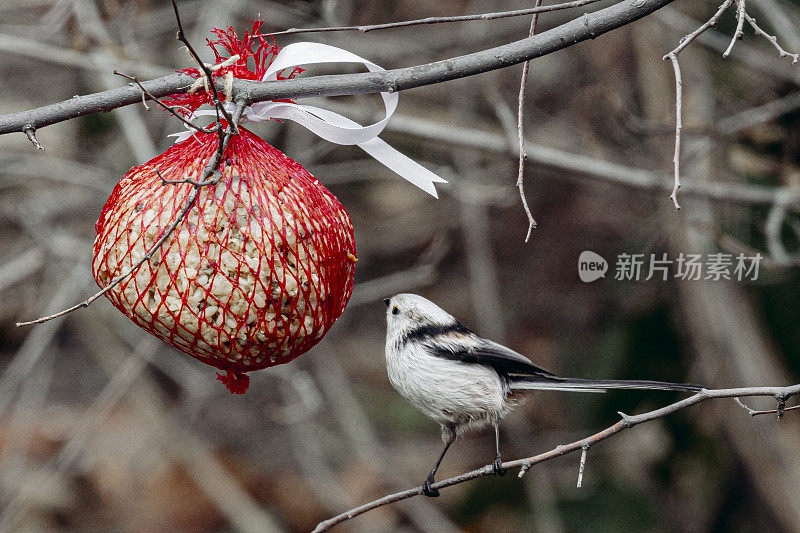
(170, 42), (447, 197)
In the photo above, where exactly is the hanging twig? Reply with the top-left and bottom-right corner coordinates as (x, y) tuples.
(169, 0), (234, 130)
(15, 1), (250, 328)
(516, 2), (542, 242)
(23, 123), (43, 150)
(576, 445), (589, 488)
(723, 0), (747, 58)
(662, 0), (735, 210)
(665, 53), (683, 210)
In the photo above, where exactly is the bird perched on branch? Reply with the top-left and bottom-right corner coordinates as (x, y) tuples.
(383, 293), (702, 497)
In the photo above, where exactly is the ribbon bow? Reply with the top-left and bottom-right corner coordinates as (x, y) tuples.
(170, 42), (447, 198)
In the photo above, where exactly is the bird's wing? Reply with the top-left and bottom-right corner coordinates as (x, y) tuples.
(424, 331), (555, 377)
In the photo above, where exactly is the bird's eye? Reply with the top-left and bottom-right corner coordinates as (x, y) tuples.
(392, 306), (399, 315)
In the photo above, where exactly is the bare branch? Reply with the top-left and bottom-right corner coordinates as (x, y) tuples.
(23, 123), (43, 150)
(576, 445), (588, 488)
(16, 4), (250, 329)
(664, 1), (735, 57)
(312, 384), (800, 532)
(114, 71), (217, 134)
(261, 0), (603, 36)
(516, 4), (542, 242)
(169, 0), (234, 128)
(661, 1), (735, 210)
(735, 397), (800, 417)
(743, 12), (800, 63)
(665, 52), (682, 210)
(724, 0), (747, 58)
(0, 0), (678, 136)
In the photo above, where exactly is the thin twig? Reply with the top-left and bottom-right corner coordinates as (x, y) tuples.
(156, 167), (223, 187)
(735, 397), (800, 417)
(661, 1), (735, 210)
(312, 384), (800, 532)
(169, 0), (234, 128)
(516, 3), (541, 242)
(743, 12), (800, 63)
(114, 70), (217, 134)
(260, 0), (603, 36)
(15, 188), (200, 326)
(15, 100), (247, 327)
(665, 52), (682, 210)
(23, 123), (43, 150)
(576, 445), (588, 488)
(724, 0), (747, 58)
(665, 1), (735, 57)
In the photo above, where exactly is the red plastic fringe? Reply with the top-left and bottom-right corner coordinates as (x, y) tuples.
(163, 20), (303, 115)
(216, 371), (250, 395)
(93, 128), (356, 392)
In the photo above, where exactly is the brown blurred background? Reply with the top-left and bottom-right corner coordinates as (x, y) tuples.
(2, 0), (800, 531)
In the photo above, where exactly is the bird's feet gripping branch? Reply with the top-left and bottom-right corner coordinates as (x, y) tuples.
(492, 452), (507, 477)
(421, 474), (440, 498)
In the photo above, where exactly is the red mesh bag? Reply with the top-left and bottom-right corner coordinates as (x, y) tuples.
(93, 128), (356, 394)
(92, 22), (356, 394)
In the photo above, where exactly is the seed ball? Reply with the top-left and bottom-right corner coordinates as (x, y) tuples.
(93, 128), (356, 393)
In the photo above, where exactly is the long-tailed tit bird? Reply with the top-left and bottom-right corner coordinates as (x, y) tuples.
(383, 293), (702, 497)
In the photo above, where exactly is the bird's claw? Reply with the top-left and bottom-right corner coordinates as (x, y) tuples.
(492, 454), (506, 476)
(421, 475), (440, 497)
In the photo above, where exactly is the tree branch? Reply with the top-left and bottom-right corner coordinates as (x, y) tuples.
(743, 11), (800, 63)
(661, 0), (735, 210)
(312, 383), (800, 532)
(261, 0), (603, 36)
(724, 0), (747, 58)
(0, 0), (677, 137)
(515, 3), (542, 242)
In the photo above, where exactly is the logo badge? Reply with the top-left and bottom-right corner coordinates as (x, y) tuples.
(578, 251), (608, 282)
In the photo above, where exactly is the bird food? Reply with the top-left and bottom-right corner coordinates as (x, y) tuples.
(93, 127), (356, 393)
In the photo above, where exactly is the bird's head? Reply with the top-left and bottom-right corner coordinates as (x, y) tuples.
(383, 293), (457, 339)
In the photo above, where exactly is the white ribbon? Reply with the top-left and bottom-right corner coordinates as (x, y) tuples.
(170, 42), (446, 197)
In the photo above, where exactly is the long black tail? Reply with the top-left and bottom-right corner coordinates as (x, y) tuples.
(510, 375), (703, 393)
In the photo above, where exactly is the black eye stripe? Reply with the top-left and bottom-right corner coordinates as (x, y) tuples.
(399, 322), (471, 346)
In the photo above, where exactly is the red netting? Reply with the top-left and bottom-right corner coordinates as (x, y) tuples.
(92, 127), (356, 393)
(163, 20), (303, 114)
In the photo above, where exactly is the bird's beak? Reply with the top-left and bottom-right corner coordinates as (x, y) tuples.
(383, 298), (391, 307)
